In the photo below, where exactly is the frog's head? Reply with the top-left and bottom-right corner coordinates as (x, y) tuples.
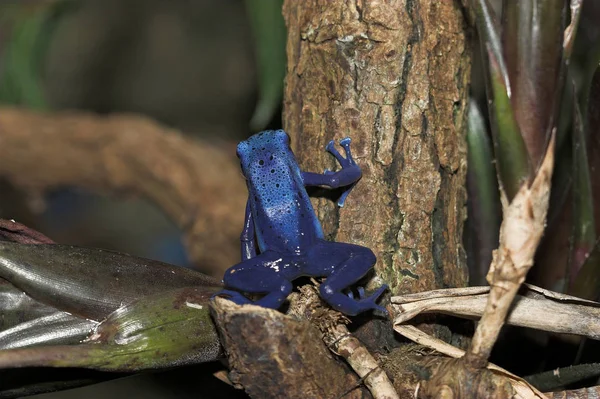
(236, 130), (292, 176)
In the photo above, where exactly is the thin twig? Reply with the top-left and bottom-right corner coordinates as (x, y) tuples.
(329, 324), (399, 399)
(289, 285), (399, 399)
(465, 135), (556, 369)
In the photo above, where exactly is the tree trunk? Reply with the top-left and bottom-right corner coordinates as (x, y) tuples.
(283, 0), (471, 295)
(214, 3), (472, 397)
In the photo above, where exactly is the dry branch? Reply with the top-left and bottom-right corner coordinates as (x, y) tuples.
(0, 107), (246, 276)
(546, 386), (600, 398)
(465, 136), (556, 368)
(391, 284), (600, 339)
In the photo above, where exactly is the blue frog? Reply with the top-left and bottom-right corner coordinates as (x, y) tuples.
(215, 130), (387, 316)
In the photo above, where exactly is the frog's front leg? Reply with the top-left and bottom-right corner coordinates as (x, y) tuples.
(302, 138), (362, 207)
(215, 251), (297, 309)
(240, 200), (257, 261)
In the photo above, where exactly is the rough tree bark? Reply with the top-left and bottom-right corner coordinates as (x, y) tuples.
(212, 3), (472, 397)
(283, 0), (470, 295)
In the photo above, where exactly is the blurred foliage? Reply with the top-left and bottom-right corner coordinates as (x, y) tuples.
(0, 0), (286, 131)
(245, 0), (286, 131)
(0, 0), (71, 109)
(466, 101), (501, 285)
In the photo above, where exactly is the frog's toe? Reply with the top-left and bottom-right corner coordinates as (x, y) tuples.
(346, 290), (355, 300)
(369, 284), (389, 301)
(336, 183), (356, 207)
(325, 140), (336, 152)
(359, 285), (389, 314)
(326, 139), (346, 163)
(339, 137), (352, 146)
(211, 289), (252, 305)
(339, 137), (356, 165)
(357, 286), (366, 299)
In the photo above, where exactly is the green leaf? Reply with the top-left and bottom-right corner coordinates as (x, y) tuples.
(471, 0), (531, 201)
(0, 287), (221, 371)
(0, 5), (51, 108)
(568, 90), (596, 297)
(487, 47), (531, 201)
(0, 311), (96, 350)
(472, 0), (510, 89)
(0, 279), (56, 331)
(568, 242), (600, 301)
(466, 100), (501, 285)
(245, 0), (286, 131)
(0, 278), (96, 349)
(571, 1), (600, 112)
(569, 65), (600, 300)
(501, 0), (565, 167)
(564, 0), (584, 61)
(0, 242), (222, 321)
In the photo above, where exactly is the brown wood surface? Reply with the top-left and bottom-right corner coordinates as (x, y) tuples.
(283, 0), (471, 294)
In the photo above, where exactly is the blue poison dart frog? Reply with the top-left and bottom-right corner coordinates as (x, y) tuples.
(214, 130), (387, 316)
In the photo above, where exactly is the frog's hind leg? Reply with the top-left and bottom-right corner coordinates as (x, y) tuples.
(312, 242), (388, 316)
(217, 253), (295, 310)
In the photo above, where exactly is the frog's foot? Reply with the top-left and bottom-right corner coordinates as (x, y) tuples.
(356, 284), (389, 315)
(323, 284), (389, 316)
(325, 137), (356, 168)
(336, 183), (357, 208)
(211, 289), (253, 305)
(339, 137), (356, 167)
(324, 138), (361, 207)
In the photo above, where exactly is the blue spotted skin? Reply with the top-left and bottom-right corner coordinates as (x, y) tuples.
(237, 130), (324, 255)
(216, 130), (388, 316)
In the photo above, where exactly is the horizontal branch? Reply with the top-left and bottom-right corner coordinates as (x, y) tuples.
(391, 284), (600, 340)
(0, 107), (246, 276)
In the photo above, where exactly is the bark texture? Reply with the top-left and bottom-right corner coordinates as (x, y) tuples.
(283, 0), (470, 294)
(211, 299), (369, 399)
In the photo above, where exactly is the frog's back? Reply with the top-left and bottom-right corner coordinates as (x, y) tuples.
(237, 130), (324, 254)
